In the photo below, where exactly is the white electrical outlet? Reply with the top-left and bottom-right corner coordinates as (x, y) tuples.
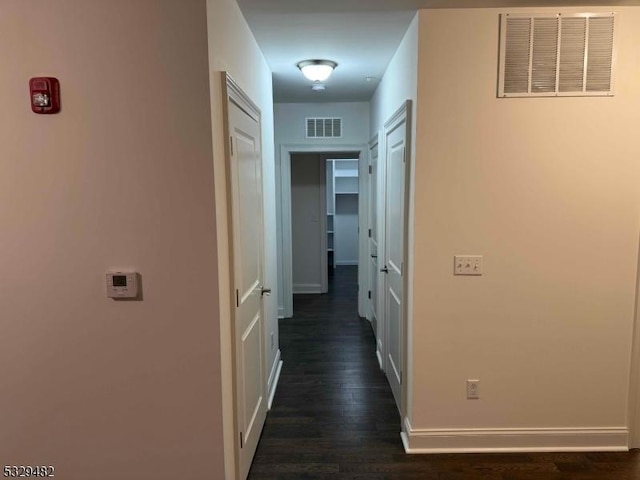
(467, 379), (480, 399)
(454, 255), (483, 276)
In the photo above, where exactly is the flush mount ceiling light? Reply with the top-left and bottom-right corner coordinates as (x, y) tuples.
(311, 84), (325, 92)
(297, 60), (337, 82)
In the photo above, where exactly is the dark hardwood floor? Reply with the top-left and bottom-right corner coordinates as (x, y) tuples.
(248, 266), (640, 479)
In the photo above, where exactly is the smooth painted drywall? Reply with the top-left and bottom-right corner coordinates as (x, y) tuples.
(206, 0), (277, 476)
(291, 154), (324, 292)
(0, 1), (223, 478)
(410, 7), (640, 436)
(370, 14), (418, 137)
(275, 102), (371, 146)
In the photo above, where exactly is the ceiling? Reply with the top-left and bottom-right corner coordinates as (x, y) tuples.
(236, 0), (640, 103)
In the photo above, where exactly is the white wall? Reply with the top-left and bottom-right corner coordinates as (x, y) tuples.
(275, 102), (370, 146)
(404, 7), (640, 451)
(370, 14), (419, 137)
(291, 154), (324, 293)
(0, 1), (223, 478)
(206, 0), (277, 475)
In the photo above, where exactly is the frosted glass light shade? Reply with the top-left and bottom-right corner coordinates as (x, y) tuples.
(297, 60), (337, 82)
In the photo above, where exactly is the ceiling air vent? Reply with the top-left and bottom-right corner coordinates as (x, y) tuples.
(306, 117), (342, 138)
(498, 13), (615, 97)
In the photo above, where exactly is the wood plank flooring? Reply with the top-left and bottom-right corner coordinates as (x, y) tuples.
(248, 266), (640, 479)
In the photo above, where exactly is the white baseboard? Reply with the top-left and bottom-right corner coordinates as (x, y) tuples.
(401, 417), (628, 453)
(376, 349), (383, 370)
(335, 260), (358, 266)
(292, 283), (322, 294)
(376, 339), (383, 369)
(267, 349), (283, 410)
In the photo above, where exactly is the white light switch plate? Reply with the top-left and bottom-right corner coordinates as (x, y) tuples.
(454, 255), (483, 276)
(467, 379), (480, 399)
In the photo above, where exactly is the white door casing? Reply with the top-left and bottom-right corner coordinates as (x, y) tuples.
(368, 135), (383, 369)
(223, 75), (267, 480)
(382, 102), (411, 411)
(279, 145), (368, 319)
(629, 239), (640, 448)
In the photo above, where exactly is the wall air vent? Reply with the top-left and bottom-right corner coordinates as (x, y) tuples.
(306, 117), (342, 138)
(498, 13), (616, 97)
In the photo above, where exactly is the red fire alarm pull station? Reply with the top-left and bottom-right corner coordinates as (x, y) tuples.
(29, 77), (61, 114)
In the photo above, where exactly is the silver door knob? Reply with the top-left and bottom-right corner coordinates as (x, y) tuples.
(260, 286), (271, 296)
(380, 266), (389, 274)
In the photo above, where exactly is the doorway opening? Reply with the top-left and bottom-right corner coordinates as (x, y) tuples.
(325, 158), (360, 279)
(279, 146), (369, 319)
(289, 154), (361, 307)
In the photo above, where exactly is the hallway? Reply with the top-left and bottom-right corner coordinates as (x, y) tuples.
(248, 267), (640, 480)
(248, 266), (402, 478)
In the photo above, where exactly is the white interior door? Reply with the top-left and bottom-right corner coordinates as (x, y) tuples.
(368, 138), (382, 368)
(225, 77), (267, 480)
(383, 103), (409, 410)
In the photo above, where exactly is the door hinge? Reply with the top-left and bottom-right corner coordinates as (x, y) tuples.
(230, 136), (234, 155)
(240, 431), (243, 448)
(368, 165), (372, 174)
(368, 290), (371, 299)
(236, 289), (239, 308)
(368, 229), (372, 238)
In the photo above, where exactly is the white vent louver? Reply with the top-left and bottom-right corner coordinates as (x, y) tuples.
(499, 13), (615, 97)
(306, 118), (342, 138)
